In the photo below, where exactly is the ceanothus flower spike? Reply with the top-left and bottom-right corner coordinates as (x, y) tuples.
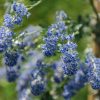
(0, 26), (13, 52)
(4, 14), (14, 28)
(63, 63), (88, 100)
(4, 51), (19, 67)
(86, 53), (100, 89)
(6, 66), (19, 82)
(30, 69), (46, 96)
(12, 2), (29, 17)
(60, 41), (79, 75)
(42, 11), (67, 56)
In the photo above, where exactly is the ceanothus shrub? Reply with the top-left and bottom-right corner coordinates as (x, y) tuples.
(0, 1), (99, 100)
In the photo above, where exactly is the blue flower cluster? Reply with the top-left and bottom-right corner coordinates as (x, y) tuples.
(63, 63), (88, 100)
(56, 11), (67, 21)
(30, 59), (46, 96)
(31, 70), (46, 95)
(4, 2), (30, 28)
(52, 61), (64, 83)
(42, 36), (58, 56)
(4, 14), (14, 28)
(0, 2), (30, 82)
(0, 2), (29, 53)
(6, 66), (19, 82)
(4, 51), (19, 66)
(86, 53), (100, 89)
(0, 26), (13, 52)
(17, 70), (30, 92)
(12, 2), (29, 17)
(42, 11), (79, 76)
(16, 51), (45, 99)
(18, 89), (31, 100)
(17, 70), (31, 100)
(4, 51), (20, 82)
(60, 40), (79, 75)
(42, 11), (67, 56)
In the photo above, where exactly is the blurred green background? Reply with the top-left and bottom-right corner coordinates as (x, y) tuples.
(0, 0), (93, 100)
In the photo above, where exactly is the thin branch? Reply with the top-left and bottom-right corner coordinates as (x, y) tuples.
(90, 0), (100, 22)
(27, 0), (42, 10)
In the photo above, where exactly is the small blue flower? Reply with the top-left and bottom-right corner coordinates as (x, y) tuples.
(17, 42), (27, 49)
(0, 45), (7, 53)
(60, 41), (79, 75)
(42, 36), (58, 56)
(18, 89), (31, 100)
(52, 61), (64, 83)
(4, 14), (14, 28)
(86, 54), (100, 89)
(31, 68), (45, 80)
(36, 59), (47, 70)
(4, 51), (19, 66)
(63, 85), (75, 100)
(14, 15), (22, 25)
(12, 2), (29, 17)
(63, 63), (88, 99)
(65, 34), (75, 41)
(0, 26), (13, 52)
(30, 61), (46, 96)
(60, 42), (77, 53)
(56, 10), (67, 21)
(31, 79), (46, 96)
(6, 66), (18, 82)
(54, 71), (64, 83)
(17, 70), (31, 92)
